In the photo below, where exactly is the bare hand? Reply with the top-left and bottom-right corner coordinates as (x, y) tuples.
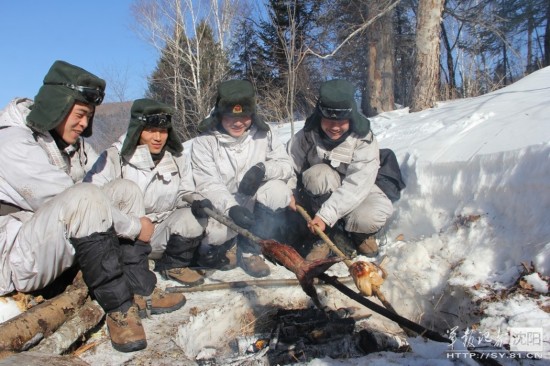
(307, 215), (326, 234)
(289, 195), (297, 211)
(138, 216), (154, 242)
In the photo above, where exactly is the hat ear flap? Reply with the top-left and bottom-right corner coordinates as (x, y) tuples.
(252, 113), (269, 131)
(81, 113), (94, 137)
(350, 109), (371, 137)
(198, 112), (220, 133)
(304, 103), (322, 132)
(166, 129), (183, 154)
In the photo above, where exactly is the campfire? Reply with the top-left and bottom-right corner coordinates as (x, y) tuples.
(201, 306), (408, 365)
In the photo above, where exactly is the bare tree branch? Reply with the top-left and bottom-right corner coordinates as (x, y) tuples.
(305, 0), (401, 60)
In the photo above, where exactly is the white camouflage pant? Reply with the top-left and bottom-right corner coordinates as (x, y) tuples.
(8, 178), (205, 293)
(101, 179), (206, 259)
(301, 164), (393, 234)
(10, 183), (117, 293)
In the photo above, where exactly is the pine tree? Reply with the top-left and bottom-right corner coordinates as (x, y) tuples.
(256, 0), (322, 121)
(231, 18), (272, 84)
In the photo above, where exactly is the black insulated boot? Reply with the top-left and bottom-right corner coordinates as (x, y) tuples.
(70, 228), (146, 352)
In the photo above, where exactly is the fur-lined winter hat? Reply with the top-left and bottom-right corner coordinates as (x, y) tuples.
(198, 79), (269, 132)
(304, 79), (370, 137)
(26, 60), (106, 137)
(120, 98), (183, 156)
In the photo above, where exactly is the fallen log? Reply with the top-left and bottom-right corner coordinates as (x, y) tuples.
(0, 272), (89, 360)
(0, 351), (90, 366)
(34, 297), (105, 355)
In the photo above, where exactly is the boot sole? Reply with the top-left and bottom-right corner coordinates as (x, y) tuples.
(241, 267), (270, 278)
(137, 298), (187, 318)
(111, 339), (147, 353)
(161, 272), (205, 287)
(219, 263), (238, 271)
(238, 260), (270, 278)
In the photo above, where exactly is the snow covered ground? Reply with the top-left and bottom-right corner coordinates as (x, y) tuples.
(1, 67), (549, 365)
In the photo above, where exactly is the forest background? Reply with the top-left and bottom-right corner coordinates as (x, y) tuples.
(63, 0), (549, 149)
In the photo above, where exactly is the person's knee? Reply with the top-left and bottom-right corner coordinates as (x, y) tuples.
(346, 204), (393, 234)
(69, 182), (104, 200)
(256, 180), (291, 210)
(103, 179), (141, 199)
(102, 179), (144, 215)
(167, 208), (206, 238)
(65, 183), (111, 212)
(201, 219), (236, 246)
(301, 164), (341, 195)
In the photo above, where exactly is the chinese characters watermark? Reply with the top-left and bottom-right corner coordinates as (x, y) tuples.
(445, 326), (544, 360)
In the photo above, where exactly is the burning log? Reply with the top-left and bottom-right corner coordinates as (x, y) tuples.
(0, 272), (89, 360)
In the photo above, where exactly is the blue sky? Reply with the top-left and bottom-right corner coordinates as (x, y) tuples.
(0, 1), (157, 107)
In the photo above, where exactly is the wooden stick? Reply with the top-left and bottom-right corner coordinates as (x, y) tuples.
(205, 206), (263, 244)
(295, 205), (353, 266)
(34, 297), (105, 355)
(165, 276), (353, 293)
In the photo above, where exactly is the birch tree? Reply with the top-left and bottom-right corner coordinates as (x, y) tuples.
(131, 0), (242, 138)
(255, 0), (322, 133)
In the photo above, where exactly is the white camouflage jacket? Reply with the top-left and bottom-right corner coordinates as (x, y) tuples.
(287, 128), (380, 227)
(84, 135), (196, 223)
(191, 124), (294, 214)
(0, 98), (98, 294)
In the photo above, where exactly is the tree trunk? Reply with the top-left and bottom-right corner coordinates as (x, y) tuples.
(364, 1), (395, 117)
(410, 0), (445, 112)
(0, 273), (88, 359)
(544, 0), (550, 67)
(0, 352), (89, 366)
(441, 23), (457, 99)
(34, 298), (105, 355)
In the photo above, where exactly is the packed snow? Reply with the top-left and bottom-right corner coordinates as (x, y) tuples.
(1, 67), (549, 365)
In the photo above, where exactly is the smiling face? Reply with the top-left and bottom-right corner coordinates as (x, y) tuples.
(221, 114), (252, 137)
(139, 127), (169, 154)
(320, 117), (350, 140)
(55, 101), (94, 145)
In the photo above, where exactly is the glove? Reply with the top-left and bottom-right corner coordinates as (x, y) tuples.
(228, 205), (255, 228)
(191, 199), (214, 219)
(238, 163), (266, 196)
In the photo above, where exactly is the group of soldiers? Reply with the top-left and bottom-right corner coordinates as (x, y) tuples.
(0, 60), (394, 352)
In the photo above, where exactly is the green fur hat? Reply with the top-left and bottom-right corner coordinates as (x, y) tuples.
(26, 60), (106, 138)
(304, 79), (370, 137)
(120, 98), (183, 156)
(198, 79), (269, 133)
